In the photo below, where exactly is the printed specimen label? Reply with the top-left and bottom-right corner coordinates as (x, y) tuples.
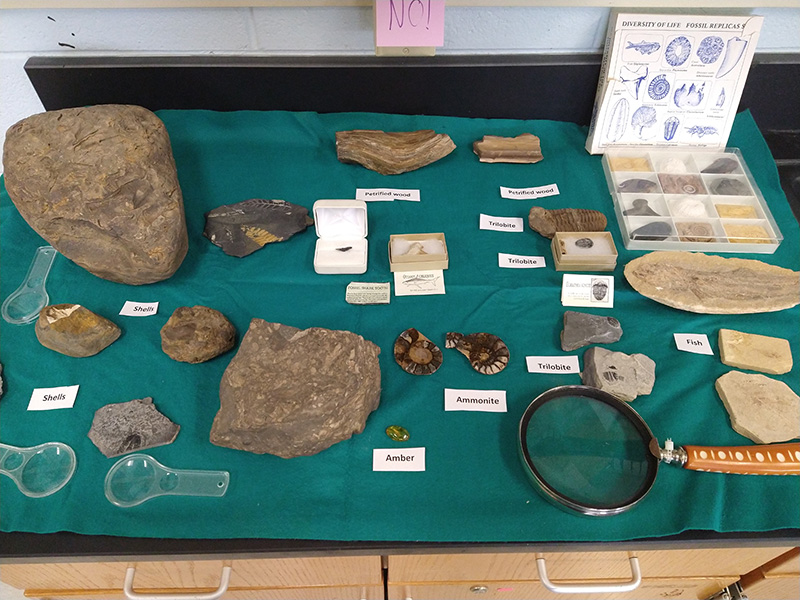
(498, 253), (546, 269)
(674, 333), (714, 355)
(480, 214), (524, 232)
(561, 274), (615, 308)
(373, 447), (426, 471)
(444, 388), (507, 412)
(28, 385), (80, 411)
(356, 188), (420, 202)
(119, 301), (159, 316)
(500, 183), (560, 199)
(526, 356), (580, 374)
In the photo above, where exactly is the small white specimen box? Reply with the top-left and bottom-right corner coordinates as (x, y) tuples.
(313, 200), (368, 274)
(388, 233), (449, 272)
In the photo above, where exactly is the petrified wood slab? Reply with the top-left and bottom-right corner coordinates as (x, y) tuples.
(35, 304), (120, 357)
(88, 397), (180, 458)
(473, 133), (543, 163)
(210, 319), (381, 458)
(624, 251), (800, 314)
(3, 105), (188, 285)
(335, 129), (455, 175)
(528, 207), (607, 239)
(161, 306), (236, 363)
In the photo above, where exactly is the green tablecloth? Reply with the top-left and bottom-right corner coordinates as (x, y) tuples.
(1, 109), (798, 542)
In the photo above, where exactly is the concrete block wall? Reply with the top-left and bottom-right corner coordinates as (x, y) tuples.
(1, 5), (799, 170)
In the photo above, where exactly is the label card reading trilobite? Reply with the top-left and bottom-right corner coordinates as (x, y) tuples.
(119, 301), (159, 316)
(500, 183), (560, 199)
(393, 270), (445, 296)
(525, 356), (580, 374)
(674, 333), (714, 355)
(561, 274), (614, 308)
(28, 385), (80, 411)
(356, 188), (420, 202)
(444, 388), (507, 412)
(480, 214), (524, 232)
(498, 253), (546, 269)
(373, 447), (426, 472)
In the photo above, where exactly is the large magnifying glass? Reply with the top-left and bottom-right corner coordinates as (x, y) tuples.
(518, 385), (800, 516)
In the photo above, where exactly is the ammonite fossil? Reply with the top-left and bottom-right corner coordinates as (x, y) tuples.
(445, 332), (509, 375)
(394, 328), (443, 376)
(527, 206), (607, 239)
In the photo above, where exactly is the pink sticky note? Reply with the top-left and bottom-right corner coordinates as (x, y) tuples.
(375, 0), (445, 47)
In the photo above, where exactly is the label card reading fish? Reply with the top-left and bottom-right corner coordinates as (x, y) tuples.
(28, 385), (80, 411)
(393, 270), (445, 296)
(498, 253), (546, 269)
(444, 388), (507, 412)
(345, 282), (391, 305)
(373, 447), (426, 472)
(561, 274), (614, 308)
(674, 333), (714, 355)
(500, 184), (560, 199)
(526, 356), (580, 374)
(356, 188), (420, 202)
(119, 301), (159, 316)
(480, 214), (524, 232)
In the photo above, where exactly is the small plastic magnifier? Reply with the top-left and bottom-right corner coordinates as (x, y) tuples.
(1, 246), (57, 325)
(518, 385), (800, 517)
(0, 441), (77, 498)
(104, 454), (230, 508)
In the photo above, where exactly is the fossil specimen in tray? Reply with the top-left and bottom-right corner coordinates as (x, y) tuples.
(335, 129), (455, 175)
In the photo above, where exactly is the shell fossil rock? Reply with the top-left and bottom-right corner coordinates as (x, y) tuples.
(335, 129), (455, 175)
(528, 207), (607, 239)
(445, 331), (509, 375)
(394, 328), (443, 376)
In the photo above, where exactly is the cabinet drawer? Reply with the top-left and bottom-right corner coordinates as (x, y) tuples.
(388, 547), (793, 582)
(17, 585), (385, 600)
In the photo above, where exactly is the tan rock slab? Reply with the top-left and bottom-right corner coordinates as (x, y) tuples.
(719, 329), (792, 375)
(473, 133), (543, 163)
(335, 129), (455, 175)
(35, 303), (120, 357)
(624, 251), (800, 314)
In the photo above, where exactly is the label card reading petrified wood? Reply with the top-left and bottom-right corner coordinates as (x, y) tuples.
(526, 356), (580, 374)
(498, 253), (545, 269)
(373, 447), (426, 472)
(500, 183), (560, 199)
(28, 385), (80, 411)
(674, 333), (714, 355)
(444, 388), (507, 412)
(119, 301), (159, 316)
(480, 214), (524, 232)
(356, 188), (420, 202)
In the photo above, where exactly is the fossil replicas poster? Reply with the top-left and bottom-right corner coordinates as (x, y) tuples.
(586, 12), (763, 154)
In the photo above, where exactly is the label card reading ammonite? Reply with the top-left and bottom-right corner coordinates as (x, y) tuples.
(356, 188), (420, 202)
(500, 183), (560, 199)
(498, 253), (546, 269)
(526, 356), (580, 374)
(561, 274), (614, 308)
(480, 214), (524, 232)
(674, 333), (714, 355)
(28, 385), (80, 411)
(373, 447), (426, 472)
(444, 388), (507, 412)
(119, 301), (159, 316)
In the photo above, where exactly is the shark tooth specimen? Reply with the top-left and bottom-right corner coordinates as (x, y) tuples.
(445, 331), (509, 375)
(160, 306), (236, 363)
(394, 328), (443, 376)
(35, 304), (120, 357)
(88, 397), (180, 458)
(335, 129), (455, 175)
(473, 133), (543, 164)
(624, 251), (800, 314)
(204, 199), (313, 258)
(528, 207), (607, 239)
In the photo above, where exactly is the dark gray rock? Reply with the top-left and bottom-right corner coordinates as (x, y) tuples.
(3, 105), (188, 285)
(203, 199), (313, 258)
(210, 319), (381, 458)
(161, 306), (236, 363)
(712, 178), (750, 196)
(561, 311), (623, 352)
(581, 347), (655, 402)
(88, 397), (180, 458)
(618, 178), (657, 193)
(623, 198), (660, 216)
(630, 221), (672, 241)
(701, 157), (738, 174)
(35, 304), (120, 357)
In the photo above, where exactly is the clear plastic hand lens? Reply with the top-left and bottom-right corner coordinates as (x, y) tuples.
(1, 246), (57, 325)
(104, 454), (230, 508)
(0, 441), (77, 497)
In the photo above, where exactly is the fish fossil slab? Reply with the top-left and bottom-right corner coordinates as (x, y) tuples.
(624, 251), (800, 314)
(336, 129), (455, 175)
(473, 133), (543, 164)
(394, 328), (443, 376)
(445, 331), (509, 375)
(528, 207), (607, 239)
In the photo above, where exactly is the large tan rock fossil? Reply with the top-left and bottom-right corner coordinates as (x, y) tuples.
(718, 329), (792, 375)
(335, 129), (455, 175)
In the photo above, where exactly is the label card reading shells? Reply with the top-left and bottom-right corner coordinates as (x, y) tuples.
(526, 356), (580, 374)
(498, 253), (546, 269)
(480, 214), (524, 232)
(345, 282), (391, 305)
(674, 333), (714, 355)
(119, 301), (159, 316)
(444, 388), (507, 412)
(393, 270), (445, 296)
(561, 274), (614, 308)
(28, 384), (80, 411)
(373, 447), (426, 472)
(356, 188), (420, 202)
(500, 183), (560, 199)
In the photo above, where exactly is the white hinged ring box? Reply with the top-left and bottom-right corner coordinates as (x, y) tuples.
(313, 200), (368, 274)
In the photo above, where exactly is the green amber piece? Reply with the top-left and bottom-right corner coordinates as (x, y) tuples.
(385, 425), (410, 442)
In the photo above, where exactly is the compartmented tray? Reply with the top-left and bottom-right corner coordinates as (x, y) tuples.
(602, 148), (783, 253)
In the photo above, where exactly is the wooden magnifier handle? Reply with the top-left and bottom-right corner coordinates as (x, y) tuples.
(682, 443), (800, 475)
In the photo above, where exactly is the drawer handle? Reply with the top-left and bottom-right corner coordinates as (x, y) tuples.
(536, 556), (641, 594)
(123, 566), (232, 600)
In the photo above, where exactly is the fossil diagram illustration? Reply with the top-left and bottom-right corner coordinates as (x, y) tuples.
(716, 88), (726, 108)
(686, 125), (719, 138)
(697, 36), (724, 64)
(664, 36), (692, 66)
(620, 65), (648, 99)
(716, 36), (748, 78)
(631, 106), (657, 139)
(625, 40), (661, 55)
(605, 97), (629, 142)
(674, 82), (705, 108)
(648, 74), (670, 101)
(663, 116), (680, 141)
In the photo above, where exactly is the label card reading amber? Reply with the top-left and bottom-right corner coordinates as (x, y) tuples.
(373, 447), (426, 472)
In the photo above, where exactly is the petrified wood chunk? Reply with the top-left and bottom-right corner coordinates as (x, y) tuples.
(335, 129), (455, 175)
(528, 207), (607, 239)
(715, 371), (800, 443)
(561, 311), (622, 352)
(581, 347), (655, 402)
(35, 304), (120, 357)
(88, 397), (180, 458)
(161, 306), (236, 363)
(3, 105), (188, 285)
(204, 199), (313, 258)
(718, 329), (792, 375)
(624, 251), (800, 314)
(473, 133), (543, 163)
(210, 319), (381, 458)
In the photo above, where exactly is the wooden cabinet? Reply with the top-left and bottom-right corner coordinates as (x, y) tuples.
(740, 547), (800, 600)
